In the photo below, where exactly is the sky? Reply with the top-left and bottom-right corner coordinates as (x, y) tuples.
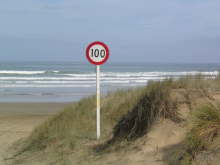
(0, 0), (220, 63)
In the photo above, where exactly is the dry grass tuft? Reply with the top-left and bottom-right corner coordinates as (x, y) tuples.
(91, 80), (183, 153)
(168, 104), (220, 165)
(111, 80), (181, 141)
(16, 87), (147, 155)
(186, 104), (220, 156)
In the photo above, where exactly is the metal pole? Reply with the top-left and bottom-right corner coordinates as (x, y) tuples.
(96, 65), (101, 140)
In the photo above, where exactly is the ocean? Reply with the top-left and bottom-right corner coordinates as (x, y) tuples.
(0, 61), (219, 102)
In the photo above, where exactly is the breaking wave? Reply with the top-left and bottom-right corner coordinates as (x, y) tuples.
(0, 71), (218, 88)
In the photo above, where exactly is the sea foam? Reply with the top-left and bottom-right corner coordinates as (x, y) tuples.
(0, 71), (218, 88)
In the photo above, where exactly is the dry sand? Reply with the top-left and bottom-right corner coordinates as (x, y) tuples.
(0, 103), (69, 164)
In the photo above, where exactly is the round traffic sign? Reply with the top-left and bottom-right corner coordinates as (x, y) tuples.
(86, 41), (109, 65)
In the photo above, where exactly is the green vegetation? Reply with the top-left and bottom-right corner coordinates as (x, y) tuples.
(110, 81), (180, 141)
(8, 73), (220, 165)
(10, 80), (181, 164)
(188, 104), (220, 152)
(168, 104), (220, 165)
(12, 86), (149, 162)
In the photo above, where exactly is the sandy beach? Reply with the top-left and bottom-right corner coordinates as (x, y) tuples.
(0, 102), (69, 164)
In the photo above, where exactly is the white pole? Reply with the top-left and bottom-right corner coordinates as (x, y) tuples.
(96, 65), (101, 140)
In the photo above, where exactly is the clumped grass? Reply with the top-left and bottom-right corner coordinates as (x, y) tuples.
(169, 104), (220, 165)
(17, 86), (148, 155)
(106, 80), (181, 143)
(186, 104), (220, 154)
(172, 74), (206, 89)
(12, 73), (220, 164)
(174, 72), (220, 92)
(15, 80), (182, 157)
(19, 96), (96, 153)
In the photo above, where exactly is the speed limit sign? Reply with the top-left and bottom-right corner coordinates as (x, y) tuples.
(86, 41), (109, 140)
(86, 41), (109, 65)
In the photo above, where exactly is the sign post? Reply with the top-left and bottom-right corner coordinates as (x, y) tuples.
(96, 65), (100, 139)
(86, 41), (109, 140)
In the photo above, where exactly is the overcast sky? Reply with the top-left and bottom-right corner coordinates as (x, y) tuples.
(0, 0), (220, 63)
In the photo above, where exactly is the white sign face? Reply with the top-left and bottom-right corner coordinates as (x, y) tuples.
(86, 42), (109, 65)
(88, 44), (106, 63)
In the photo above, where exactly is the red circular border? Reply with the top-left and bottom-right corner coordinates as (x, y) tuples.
(86, 41), (109, 65)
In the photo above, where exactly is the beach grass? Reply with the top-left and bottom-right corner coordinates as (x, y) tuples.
(187, 104), (220, 153)
(9, 73), (220, 165)
(168, 103), (220, 165)
(17, 86), (148, 153)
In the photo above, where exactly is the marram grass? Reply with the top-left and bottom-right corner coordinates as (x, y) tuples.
(12, 74), (220, 165)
